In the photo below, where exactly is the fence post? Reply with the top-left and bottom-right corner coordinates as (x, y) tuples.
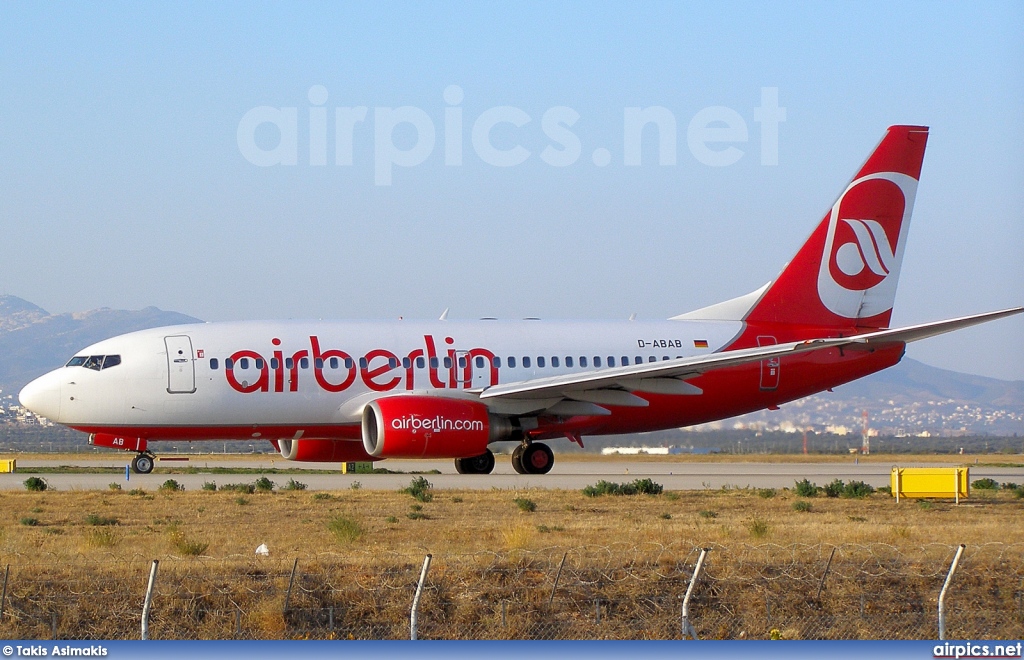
(0, 564), (9, 620)
(549, 552), (567, 606)
(938, 544), (966, 640)
(681, 548), (709, 640)
(410, 554), (432, 640)
(283, 558), (299, 614)
(816, 547), (836, 600)
(141, 559), (159, 640)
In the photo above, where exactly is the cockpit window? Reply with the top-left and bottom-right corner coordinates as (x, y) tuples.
(66, 354), (122, 370)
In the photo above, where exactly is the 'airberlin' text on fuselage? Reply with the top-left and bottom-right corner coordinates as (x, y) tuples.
(224, 335), (498, 394)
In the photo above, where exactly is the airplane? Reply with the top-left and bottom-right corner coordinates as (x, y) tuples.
(18, 125), (1022, 475)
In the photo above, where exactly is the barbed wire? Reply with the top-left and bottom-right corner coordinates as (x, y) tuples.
(0, 543), (1021, 639)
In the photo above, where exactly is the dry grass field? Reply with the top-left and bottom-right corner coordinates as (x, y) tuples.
(0, 474), (1021, 640)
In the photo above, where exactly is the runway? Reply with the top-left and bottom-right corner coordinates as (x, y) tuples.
(2, 456), (1022, 492)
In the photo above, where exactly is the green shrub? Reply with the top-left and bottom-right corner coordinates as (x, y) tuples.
(128, 488), (146, 496)
(159, 479), (184, 492)
(792, 501), (812, 513)
(660, 512), (672, 519)
(406, 512), (428, 520)
(823, 479), (845, 498)
(282, 478), (307, 491)
(758, 488), (777, 499)
(20, 517), (39, 526)
(972, 478), (998, 490)
(582, 479), (663, 497)
(108, 483), (122, 491)
(220, 483), (256, 494)
(877, 485), (892, 494)
(327, 516), (363, 543)
(514, 498), (537, 513)
(235, 496), (249, 506)
(350, 481), (362, 490)
(23, 477), (47, 492)
(85, 514), (119, 526)
(385, 516), (398, 524)
(663, 491), (680, 501)
(841, 481), (875, 498)
(794, 479), (819, 497)
(254, 476), (275, 492)
(698, 510), (717, 519)
(747, 516), (770, 538)
(312, 493), (333, 501)
(1001, 482), (1019, 491)
(400, 477), (433, 502)
(201, 481), (217, 491)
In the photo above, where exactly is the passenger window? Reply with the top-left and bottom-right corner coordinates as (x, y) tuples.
(551, 356), (559, 367)
(430, 357), (439, 368)
(594, 356), (602, 367)
(239, 358), (249, 369)
(537, 356), (545, 368)
(508, 356), (516, 368)
(492, 356), (501, 368)
(359, 358), (368, 369)
(523, 357), (531, 368)
(300, 358), (309, 369)
(663, 356), (669, 361)
(345, 357), (354, 369)
(443, 357), (452, 369)
(102, 355), (121, 369)
(270, 358), (280, 370)
(476, 356), (486, 368)
(210, 358), (219, 370)
(315, 358), (324, 369)
(649, 356), (657, 362)
(458, 356), (466, 368)
(621, 356), (629, 366)
(286, 358), (294, 370)
(635, 356), (643, 365)
(579, 356), (587, 367)
(255, 358), (264, 370)
(416, 357), (425, 369)
(330, 357), (339, 369)
(66, 356), (87, 367)
(565, 356), (573, 367)
(225, 358), (233, 370)
(607, 356), (615, 367)
(402, 357), (411, 369)
(389, 357), (399, 369)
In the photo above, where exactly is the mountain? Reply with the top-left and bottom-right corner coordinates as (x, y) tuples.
(0, 295), (202, 394)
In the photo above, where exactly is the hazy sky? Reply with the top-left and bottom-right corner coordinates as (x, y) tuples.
(1, 2), (1022, 380)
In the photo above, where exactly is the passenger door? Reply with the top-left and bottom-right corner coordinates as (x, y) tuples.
(165, 335), (196, 394)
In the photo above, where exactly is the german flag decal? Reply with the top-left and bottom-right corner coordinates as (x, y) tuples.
(693, 339), (709, 348)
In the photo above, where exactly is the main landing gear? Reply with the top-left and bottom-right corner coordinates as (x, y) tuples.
(454, 449), (495, 475)
(131, 453), (155, 474)
(512, 442), (554, 475)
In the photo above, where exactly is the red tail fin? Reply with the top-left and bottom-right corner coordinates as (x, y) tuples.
(745, 125), (929, 329)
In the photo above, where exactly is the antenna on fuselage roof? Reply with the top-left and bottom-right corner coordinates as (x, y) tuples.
(628, 313), (637, 321)
(439, 308), (449, 321)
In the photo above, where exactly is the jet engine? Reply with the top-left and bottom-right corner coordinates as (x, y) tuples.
(362, 396), (512, 459)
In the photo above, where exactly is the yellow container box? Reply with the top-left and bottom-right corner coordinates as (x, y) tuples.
(0, 459), (16, 473)
(891, 467), (969, 503)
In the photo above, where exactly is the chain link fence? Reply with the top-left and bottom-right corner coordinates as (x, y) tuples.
(0, 542), (1021, 640)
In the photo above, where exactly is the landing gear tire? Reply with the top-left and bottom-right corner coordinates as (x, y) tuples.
(455, 449), (495, 475)
(131, 453), (155, 475)
(511, 445), (527, 474)
(519, 443), (554, 475)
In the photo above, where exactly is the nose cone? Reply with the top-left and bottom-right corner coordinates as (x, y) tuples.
(19, 372), (62, 422)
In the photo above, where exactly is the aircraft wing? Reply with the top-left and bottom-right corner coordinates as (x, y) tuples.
(479, 307), (1023, 403)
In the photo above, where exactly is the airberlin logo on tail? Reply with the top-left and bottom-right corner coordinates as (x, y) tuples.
(817, 172), (918, 319)
(392, 415), (484, 434)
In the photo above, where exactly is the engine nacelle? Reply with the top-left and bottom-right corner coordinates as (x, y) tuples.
(278, 438), (377, 463)
(89, 433), (148, 453)
(362, 396), (512, 459)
